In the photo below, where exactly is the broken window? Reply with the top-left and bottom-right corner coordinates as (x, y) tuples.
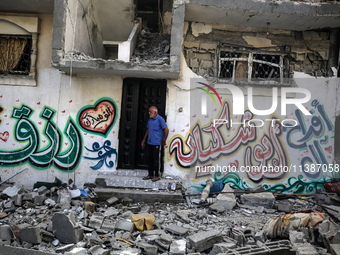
(0, 35), (32, 75)
(219, 50), (287, 85)
(135, 0), (164, 33)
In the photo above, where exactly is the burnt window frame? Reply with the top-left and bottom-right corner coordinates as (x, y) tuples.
(218, 49), (290, 86)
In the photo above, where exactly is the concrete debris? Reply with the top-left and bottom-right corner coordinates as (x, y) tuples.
(131, 28), (170, 65)
(1, 182), (340, 255)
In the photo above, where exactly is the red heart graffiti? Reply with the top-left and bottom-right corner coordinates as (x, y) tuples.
(78, 99), (117, 137)
(169, 164), (173, 167)
(0, 131), (9, 142)
(325, 146), (332, 154)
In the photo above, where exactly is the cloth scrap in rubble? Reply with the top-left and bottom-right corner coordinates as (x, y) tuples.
(263, 212), (324, 238)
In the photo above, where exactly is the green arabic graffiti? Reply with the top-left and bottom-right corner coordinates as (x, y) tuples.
(0, 105), (83, 172)
(263, 175), (339, 194)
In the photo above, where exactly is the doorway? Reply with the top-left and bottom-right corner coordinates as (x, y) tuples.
(118, 78), (167, 169)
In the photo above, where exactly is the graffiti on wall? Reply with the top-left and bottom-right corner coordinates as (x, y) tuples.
(168, 101), (289, 183)
(77, 98), (117, 137)
(0, 104), (9, 142)
(84, 140), (117, 170)
(0, 104), (83, 172)
(285, 100), (335, 179)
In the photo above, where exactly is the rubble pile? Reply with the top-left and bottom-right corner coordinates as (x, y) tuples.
(0, 182), (340, 255)
(131, 28), (170, 65)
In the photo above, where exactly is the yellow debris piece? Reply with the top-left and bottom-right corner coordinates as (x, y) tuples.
(130, 213), (155, 231)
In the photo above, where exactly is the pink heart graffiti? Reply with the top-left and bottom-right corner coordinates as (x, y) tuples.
(78, 99), (117, 137)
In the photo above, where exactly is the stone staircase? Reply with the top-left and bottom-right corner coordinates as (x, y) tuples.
(94, 170), (184, 203)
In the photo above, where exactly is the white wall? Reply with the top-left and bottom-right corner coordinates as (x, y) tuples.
(165, 57), (340, 194)
(0, 15), (123, 188)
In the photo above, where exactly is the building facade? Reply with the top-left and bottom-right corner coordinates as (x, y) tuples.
(0, 0), (339, 194)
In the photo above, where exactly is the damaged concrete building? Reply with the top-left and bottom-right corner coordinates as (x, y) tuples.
(1, 0), (340, 254)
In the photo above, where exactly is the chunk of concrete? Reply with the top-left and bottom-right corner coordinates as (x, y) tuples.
(277, 201), (293, 213)
(88, 213), (104, 229)
(0, 225), (13, 240)
(115, 220), (135, 233)
(65, 247), (88, 255)
(58, 189), (72, 209)
(165, 224), (189, 236)
(2, 184), (23, 197)
(89, 245), (110, 255)
(330, 244), (340, 255)
(52, 212), (84, 244)
(215, 184), (236, 210)
(169, 239), (186, 255)
(137, 242), (158, 255)
(106, 196), (119, 206)
(289, 230), (306, 244)
(241, 192), (275, 208)
(210, 242), (237, 255)
(209, 202), (225, 213)
(188, 230), (223, 252)
(20, 226), (42, 244)
(296, 243), (318, 255)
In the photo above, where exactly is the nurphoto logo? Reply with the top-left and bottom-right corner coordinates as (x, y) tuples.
(197, 82), (312, 128)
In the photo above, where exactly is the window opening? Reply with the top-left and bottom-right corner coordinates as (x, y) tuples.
(219, 50), (286, 85)
(0, 35), (32, 75)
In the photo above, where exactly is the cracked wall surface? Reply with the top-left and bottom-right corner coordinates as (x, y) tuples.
(183, 22), (331, 78)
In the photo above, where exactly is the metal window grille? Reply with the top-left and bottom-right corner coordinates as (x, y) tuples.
(219, 51), (285, 85)
(0, 35), (32, 75)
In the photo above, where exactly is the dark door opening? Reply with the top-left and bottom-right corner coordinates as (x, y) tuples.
(118, 78), (167, 169)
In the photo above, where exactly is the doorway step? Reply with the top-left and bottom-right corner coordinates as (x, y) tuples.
(94, 170), (183, 203)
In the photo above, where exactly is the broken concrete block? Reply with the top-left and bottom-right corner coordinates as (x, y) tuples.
(4, 200), (14, 209)
(44, 198), (56, 207)
(34, 195), (46, 206)
(101, 218), (116, 232)
(241, 192), (275, 208)
(20, 226), (42, 244)
(137, 242), (158, 255)
(188, 230), (223, 252)
(169, 239), (186, 255)
(2, 184), (23, 197)
(289, 230), (306, 244)
(210, 242), (236, 255)
(155, 232), (173, 251)
(14, 194), (22, 206)
(115, 220), (135, 233)
(295, 243), (318, 255)
(41, 229), (55, 242)
(52, 212), (84, 244)
(58, 189), (72, 209)
(106, 196), (118, 206)
(318, 219), (340, 249)
(165, 224), (189, 236)
(65, 247), (88, 255)
(277, 201), (293, 213)
(0, 225), (13, 240)
(330, 244), (340, 255)
(143, 229), (166, 236)
(215, 184), (236, 210)
(209, 202), (225, 213)
(88, 213), (104, 229)
(89, 245), (110, 255)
